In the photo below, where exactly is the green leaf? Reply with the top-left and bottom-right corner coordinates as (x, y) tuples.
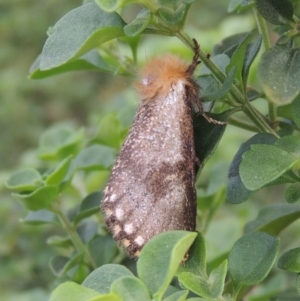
(79, 294), (120, 301)
(274, 135), (300, 158)
(29, 50), (116, 79)
(177, 232), (206, 277)
(124, 9), (151, 36)
(163, 290), (189, 301)
(75, 144), (116, 171)
(46, 155), (73, 186)
(267, 289), (300, 301)
(245, 203), (300, 235)
(258, 46), (300, 105)
(77, 221), (98, 243)
(50, 253), (84, 277)
(88, 235), (118, 266)
(40, 3), (126, 70)
(291, 94), (300, 128)
(21, 209), (59, 225)
(95, 0), (156, 12)
(244, 273), (286, 301)
(47, 235), (73, 248)
(228, 232), (279, 289)
(227, 133), (278, 204)
(240, 144), (298, 191)
(276, 29), (297, 46)
(157, 4), (186, 25)
(193, 111), (228, 168)
(12, 185), (59, 211)
(278, 248), (300, 273)
(49, 282), (99, 301)
(95, 114), (122, 149)
(297, 274), (300, 295)
(6, 168), (42, 192)
(111, 276), (151, 301)
(183, 0), (199, 3)
(200, 54), (230, 75)
(228, 0), (254, 13)
(74, 191), (103, 224)
(285, 183), (300, 203)
(242, 35), (262, 87)
(255, 0), (294, 25)
(38, 124), (83, 160)
(226, 30), (256, 91)
(163, 286), (180, 299)
(213, 33), (248, 56)
(198, 67), (236, 102)
(82, 264), (134, 294)
(179, 260), (227, 299)
(137, 231), (197, 299)
(87, 294), (122, 301)
(207, 260), (228, 297)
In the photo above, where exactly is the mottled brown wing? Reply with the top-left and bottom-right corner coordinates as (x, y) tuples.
(101, 81), (197, 257)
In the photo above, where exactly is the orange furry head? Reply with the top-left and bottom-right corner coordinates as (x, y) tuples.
(136, 55), (193, 100)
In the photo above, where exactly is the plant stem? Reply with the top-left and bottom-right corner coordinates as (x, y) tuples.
(268, 99), (277, 124)
(253, 7), (278, 124)
(141, 0), (158, 13)
(244, 102), (279, 136)
(253, 8), (271, 50)
(228, 116), (260, 132)
(202, 187), (226, 233)
(51, 202), (97, 269)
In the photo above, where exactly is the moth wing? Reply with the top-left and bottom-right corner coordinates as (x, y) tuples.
(101, 84), (197, 257)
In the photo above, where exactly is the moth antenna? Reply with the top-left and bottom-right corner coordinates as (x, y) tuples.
(188, 39), (227, 125)
(186, 38), (201, 75)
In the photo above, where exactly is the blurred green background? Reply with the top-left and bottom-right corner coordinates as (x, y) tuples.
(2, 1), (299, 300)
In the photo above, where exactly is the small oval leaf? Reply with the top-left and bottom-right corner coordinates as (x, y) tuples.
(40, 3), (126, 70)
(30, 50), (116, 79)
(21, 210), (59, 226)
(285, 183), (300, 203)
(75, 144), (116, 171)
(111, 276), (151, 301)
(245, 204), (300, 235)
(229, 232), (279, 288)
(50, 253), (84, 277)
(82, 264), (134, 294)
(137, 231), (197, 299)
(6, 168), (42, 192)
(12, 185), (59, 211)
(46, 155), (73, 186)
(163, 290), (189, 301)
(227, 133), (278, 204)
(74, 191), (103, 224)
(255, 0), (294, 25)
(124, 9), (151, 37)
(49, 282), (99, 301)
(240, 144), (297, 191)
(38, 124), (83, 160)
(258, 46), (300, 105)
(277, 248), (300, 273)
(177, 232), (206, 277)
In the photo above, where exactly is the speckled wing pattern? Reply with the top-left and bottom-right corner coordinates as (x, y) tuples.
(101, 81), (197, 257)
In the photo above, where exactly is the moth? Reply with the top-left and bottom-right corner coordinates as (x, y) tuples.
(101, 40), (220, 258)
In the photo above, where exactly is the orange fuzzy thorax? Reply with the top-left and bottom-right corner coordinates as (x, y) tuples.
(136, 55), (191, 100)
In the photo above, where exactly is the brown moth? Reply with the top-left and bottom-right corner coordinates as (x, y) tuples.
(101, 40), (218, 258)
